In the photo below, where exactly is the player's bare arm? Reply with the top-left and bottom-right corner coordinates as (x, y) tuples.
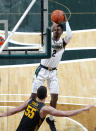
(51, 22), (58, 32)
(40, 105), (95, 118)
(0, 99), (30, 117)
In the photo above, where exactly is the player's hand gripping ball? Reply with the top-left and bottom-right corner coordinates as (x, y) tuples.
(51, 10), (65, 24)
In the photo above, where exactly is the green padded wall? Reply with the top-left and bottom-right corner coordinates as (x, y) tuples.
(0, 0), (96, 31)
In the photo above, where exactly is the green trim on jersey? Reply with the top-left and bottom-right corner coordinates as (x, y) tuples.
(35, 65), (42, 77)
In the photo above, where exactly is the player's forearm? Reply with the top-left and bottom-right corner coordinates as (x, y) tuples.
(62, 108), (86, 117)
(0, 108), (19, 117)
(0, 99), (30, 117)
(51, 109), (84, 117)
(51, 22), (58, 32)
(64, 21), (72, 43)
(51, 107), (90, 117)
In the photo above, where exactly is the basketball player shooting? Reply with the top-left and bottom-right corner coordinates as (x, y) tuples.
(31, 10), (72, 131)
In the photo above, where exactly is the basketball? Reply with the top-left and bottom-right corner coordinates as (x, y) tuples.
(0, 36), (5, 46)
(51, 10), (65, 24)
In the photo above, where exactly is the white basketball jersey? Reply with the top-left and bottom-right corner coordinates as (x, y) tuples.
(41, 38), (64, 68)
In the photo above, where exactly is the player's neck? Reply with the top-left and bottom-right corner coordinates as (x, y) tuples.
(37, 98), (45, 103)
(53, 36), (60, 41)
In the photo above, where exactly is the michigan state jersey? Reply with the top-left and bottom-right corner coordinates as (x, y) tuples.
(41, 38), (64, 68)
(16, 98), (45, 131)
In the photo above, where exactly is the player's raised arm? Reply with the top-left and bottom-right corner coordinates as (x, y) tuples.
(63, 14), (72, 46)
(51, 22), (58, 32)
(0, 99), (30, 117)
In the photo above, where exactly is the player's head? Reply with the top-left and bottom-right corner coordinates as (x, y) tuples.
(53, 24), (63, 39)
(57, 24), (63, 32)
(37, 86), (47, 100)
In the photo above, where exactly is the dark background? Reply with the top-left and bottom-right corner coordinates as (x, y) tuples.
(0, 0), (96, 32)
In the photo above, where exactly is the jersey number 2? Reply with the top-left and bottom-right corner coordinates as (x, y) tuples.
(52, 50), (56, 57)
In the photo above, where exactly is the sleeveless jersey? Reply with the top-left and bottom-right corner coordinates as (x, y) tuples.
(41, 38), (64, 68)
(16, 98), (45, 131)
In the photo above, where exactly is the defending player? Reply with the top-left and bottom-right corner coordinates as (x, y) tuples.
(31, 13), (72, 130)
(0, 86), (95, 131)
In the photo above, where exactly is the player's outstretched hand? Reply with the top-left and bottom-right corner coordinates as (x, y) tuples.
(83, 105), (95, 111)
(64, 13), (68, 22)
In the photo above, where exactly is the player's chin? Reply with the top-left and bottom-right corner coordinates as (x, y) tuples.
(54, 33), (58, 37)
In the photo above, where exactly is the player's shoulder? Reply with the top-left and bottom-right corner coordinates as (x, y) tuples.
(39, 105), (48, 118)
(41, 105), (48, 112)
(41, 105), (55, 113)
(40, 105), (52, 115)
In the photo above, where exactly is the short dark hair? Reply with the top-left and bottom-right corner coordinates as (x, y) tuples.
(57, 24), (64, 31)
(37, 86), (47, 99)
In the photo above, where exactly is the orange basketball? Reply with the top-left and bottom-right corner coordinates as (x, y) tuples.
(51, 10), (65, 24)
(0, 36), (5, 46)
